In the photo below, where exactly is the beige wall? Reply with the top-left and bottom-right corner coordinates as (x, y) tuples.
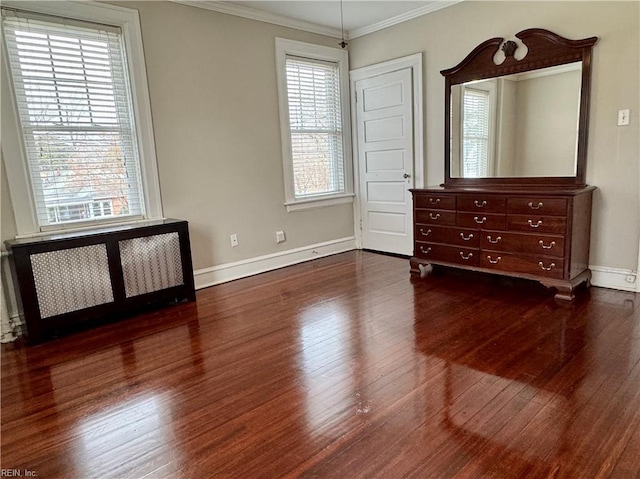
(513, 69), (581, 177)
(120, 1), (355, 270)
(349, 1), (640, 271)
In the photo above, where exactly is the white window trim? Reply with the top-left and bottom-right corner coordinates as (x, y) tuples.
(275, 38), (354, 213)
(1, 0), (162, 237)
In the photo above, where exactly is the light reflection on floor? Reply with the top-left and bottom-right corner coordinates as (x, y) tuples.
(73, 389), (179, 478)
(298, 300), (358, 436)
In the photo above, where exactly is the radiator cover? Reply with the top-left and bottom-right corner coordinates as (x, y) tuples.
(5, 219), (195, 343)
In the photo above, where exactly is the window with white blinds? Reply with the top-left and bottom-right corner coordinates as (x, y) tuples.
(275, 38), (352, 212)
(462, 87), (491, 178)
(2, 9), (145, 228)
(285, 55), (345, 199)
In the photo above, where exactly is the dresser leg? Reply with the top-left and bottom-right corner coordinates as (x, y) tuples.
(538, 280), (575, 301)
(553, 285), (576, 302)
(540, 270), (592, 302)
(410, 257), (422, 276)
(410, 257), (434, 279)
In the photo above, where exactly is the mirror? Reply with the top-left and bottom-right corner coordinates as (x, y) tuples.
(441, 29), (597, 187)
(450, 62), (582, 178)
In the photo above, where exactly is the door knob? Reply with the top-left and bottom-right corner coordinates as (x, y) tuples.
(403, 173), (412, 178)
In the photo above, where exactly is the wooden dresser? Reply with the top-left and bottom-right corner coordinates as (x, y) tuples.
(410, 187), (594, 300)
(411, 29), (599, 301)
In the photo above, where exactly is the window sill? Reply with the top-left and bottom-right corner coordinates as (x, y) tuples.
(15, 217), (164, 240)
(285, 194), (355, 212)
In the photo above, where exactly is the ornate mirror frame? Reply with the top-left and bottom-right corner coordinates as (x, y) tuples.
(441, 28), (598, 187)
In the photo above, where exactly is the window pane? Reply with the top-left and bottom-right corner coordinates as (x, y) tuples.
(32, 131), (135, 219)
(291, 132), (343, 197)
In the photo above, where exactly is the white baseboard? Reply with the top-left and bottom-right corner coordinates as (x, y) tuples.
(194, 236), (357, 290)
(589, 265), (638, 292)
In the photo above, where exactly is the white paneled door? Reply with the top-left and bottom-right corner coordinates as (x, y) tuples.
(355, 68), (414, 255)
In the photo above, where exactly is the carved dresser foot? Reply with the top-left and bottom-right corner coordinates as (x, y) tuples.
(553, 285), (576, 302)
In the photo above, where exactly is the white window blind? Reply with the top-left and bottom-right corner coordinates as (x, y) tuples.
(2, 10), (145, 229)
(285, 55), (345, 199)
(462, 87), (490, 178)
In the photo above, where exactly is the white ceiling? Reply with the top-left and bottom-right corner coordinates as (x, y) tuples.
(235, 1), (430, 31)
(174, 1), (460, 39)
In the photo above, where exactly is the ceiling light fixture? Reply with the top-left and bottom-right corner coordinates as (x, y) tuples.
(339, 0), (348, 49)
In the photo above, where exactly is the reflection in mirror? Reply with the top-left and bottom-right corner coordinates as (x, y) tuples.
(450, 62), (582, 178)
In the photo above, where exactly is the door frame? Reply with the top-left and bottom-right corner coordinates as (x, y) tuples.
(350, 53), (424, 250)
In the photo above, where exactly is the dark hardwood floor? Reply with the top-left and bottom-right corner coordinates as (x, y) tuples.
(2, 251), (639, 478)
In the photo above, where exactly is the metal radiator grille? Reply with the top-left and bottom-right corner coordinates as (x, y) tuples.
(119, 232), (184, 298)
(30, 244), (114, 319)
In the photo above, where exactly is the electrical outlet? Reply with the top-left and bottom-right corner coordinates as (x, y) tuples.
(276, 230), (286, 243)
(625, 274), (637, 283)
(618, 109), (630, 126)
(230, 234), (238, 247)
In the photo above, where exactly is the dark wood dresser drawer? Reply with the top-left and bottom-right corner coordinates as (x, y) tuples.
(480, 231), (565, 258)
(480, 252), (564, 279)
(415, 209), (457, 226)
(457, 212), (506, 230)
(457, 195), (506, 213)
(414, 224), (479, 247)
(410, 185), (594, 301)
(507, 215), (566, 234)
(415, 194), (456, 210)
(415, 242), (479, 267)
(507, 197), (568, 216)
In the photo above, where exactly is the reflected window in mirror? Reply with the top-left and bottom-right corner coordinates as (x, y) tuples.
(450, 62), (582, 179)
(451, 80), (497, 178)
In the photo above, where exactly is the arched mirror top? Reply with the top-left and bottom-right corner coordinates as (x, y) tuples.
(442, 28), (597, 188)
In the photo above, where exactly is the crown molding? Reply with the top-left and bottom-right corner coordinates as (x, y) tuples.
(171, 1), (343, 38)
(170, 1), (462, 41)
(348, 1), (463, 39)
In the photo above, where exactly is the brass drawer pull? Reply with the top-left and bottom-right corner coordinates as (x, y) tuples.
(429, 198), (440, 205)
(429, 213), (440, 220)
(487, 255), (502, 264)
(459, 252), (473, 260)
(420, 246), (432, 254)
(528, 201), (544, 209)
(474, 216), (487, 224)
(474, 200), (487, 208)
(419, 228), (432, 237)
(538, 261), (556, 271)
(487, 235), (501, 244)
(528, 219), (543, 228)
(460, 233), (474, 241)
(539, 240), (556, 249)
